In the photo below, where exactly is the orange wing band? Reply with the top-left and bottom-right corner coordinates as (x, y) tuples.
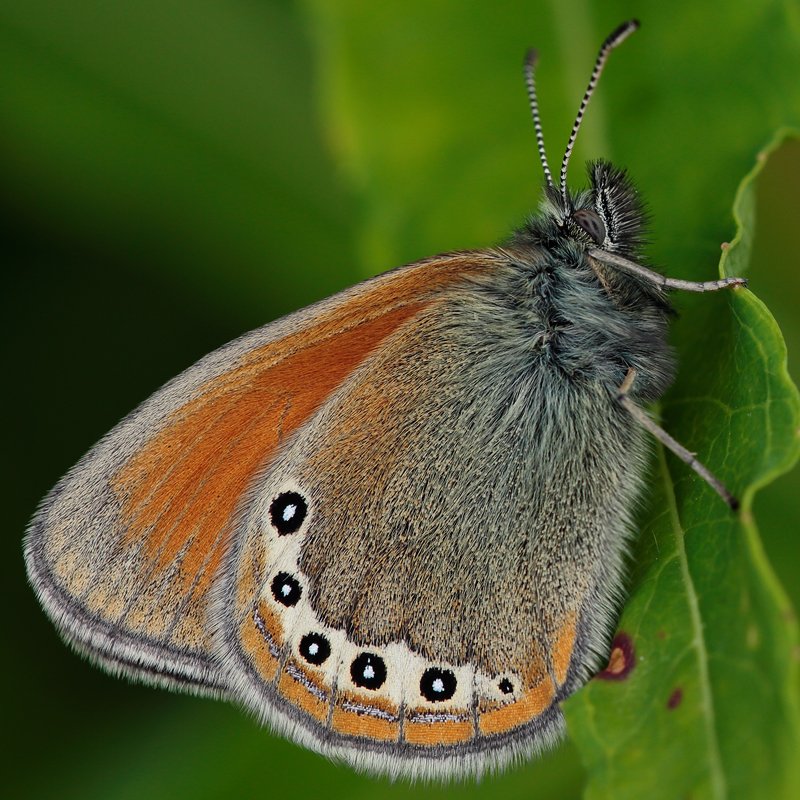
(110, 301), (431, 646)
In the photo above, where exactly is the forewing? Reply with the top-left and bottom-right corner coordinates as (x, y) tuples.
(25, 252), (486, 695)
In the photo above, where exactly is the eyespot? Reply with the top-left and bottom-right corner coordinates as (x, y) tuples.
(499, 678), (514, 695)
(299, 632), (331, 666)
(573, 208), (606, 244)
(420, 667), (457, 702)
(350, 653), (387, 690)
(270, 491), (307, 535)
(271, 572), (302, 607)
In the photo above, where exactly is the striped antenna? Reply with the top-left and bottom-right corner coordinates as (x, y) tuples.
(524, 48), (554, 188)
(559, 19), (640, 211)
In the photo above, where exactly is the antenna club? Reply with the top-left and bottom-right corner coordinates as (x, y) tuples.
(524, 48), (539, 69)
(558, 21), (639, 212)
(609, 19), (640, 47)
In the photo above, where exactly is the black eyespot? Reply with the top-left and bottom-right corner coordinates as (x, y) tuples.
(270, 491), (307, 535)
(499, 678), (514, 695)
(573, 208), (607, 244)
(271, 572), (301, 607)
(420, 668), (457, 702)
(350, 653), (386, 690)
(299, 633), (331, 666)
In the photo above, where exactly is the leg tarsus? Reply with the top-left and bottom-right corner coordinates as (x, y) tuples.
(588, 248), (748, 294)
(616, 368), (739, 510)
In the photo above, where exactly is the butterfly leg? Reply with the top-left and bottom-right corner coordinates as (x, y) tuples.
(588, 248), (748, 293)
(616, 368), (739, 510)
(587, 256), (615, 299)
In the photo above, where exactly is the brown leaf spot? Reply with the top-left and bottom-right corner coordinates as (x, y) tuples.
(596, 632), (635, 681)
(667, 687), (683, 710)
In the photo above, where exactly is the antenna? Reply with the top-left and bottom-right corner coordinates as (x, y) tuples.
(559, 19), (639, 211)
(524, 48), (554, 188)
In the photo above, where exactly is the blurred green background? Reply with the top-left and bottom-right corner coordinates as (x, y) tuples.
(2, 1), (799, 798)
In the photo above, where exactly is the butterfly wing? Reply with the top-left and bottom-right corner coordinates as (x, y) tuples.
(24, 252), (489, 696)
(27, 246), (641, 780)
(215, 248), (644, 778)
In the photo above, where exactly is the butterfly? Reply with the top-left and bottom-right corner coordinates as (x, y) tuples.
(25, 20), (745, 780)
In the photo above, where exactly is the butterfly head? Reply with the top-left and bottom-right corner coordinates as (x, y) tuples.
(525, 20), (641, 248)
(569, 160), (647, 256)
(523, 159), (647, 262)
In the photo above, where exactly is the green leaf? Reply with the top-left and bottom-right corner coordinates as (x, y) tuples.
(562, 134), (800, 799)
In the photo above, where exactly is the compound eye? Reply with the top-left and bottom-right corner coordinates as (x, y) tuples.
(573, 208), (606, 244)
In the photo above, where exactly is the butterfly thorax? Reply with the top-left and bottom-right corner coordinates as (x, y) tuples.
(506, 160), (675, 402)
